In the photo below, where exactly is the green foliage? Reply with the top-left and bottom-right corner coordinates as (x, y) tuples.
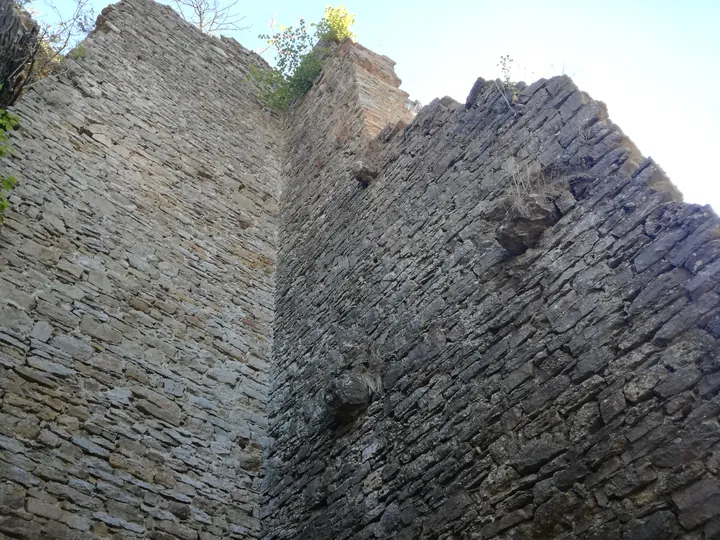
(315, 6), (355, 42)
(261, 18), (315, 80)
(70, 43), (87, 59)
(287, 48), (329, 101)
(250, 5), (356, 111)
(0, 101), (19, 223)
(0, 175), (18, 220)
(248, 65), (289, 110)
(0, 113), (19, 141)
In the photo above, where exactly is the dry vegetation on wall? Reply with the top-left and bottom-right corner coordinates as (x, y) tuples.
(493, 55), (584, 234)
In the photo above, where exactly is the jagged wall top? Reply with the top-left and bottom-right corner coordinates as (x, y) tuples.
(267, 21), (720, 540)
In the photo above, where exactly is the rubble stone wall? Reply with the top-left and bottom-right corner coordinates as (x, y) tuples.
(0, 0), (281, 538)
(267, 40), (720, 540)
(2, 0), (720, 538)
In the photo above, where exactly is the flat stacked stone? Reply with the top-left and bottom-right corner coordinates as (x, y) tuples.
(267, 38), (720, 540)
(0, 0), (282, 537)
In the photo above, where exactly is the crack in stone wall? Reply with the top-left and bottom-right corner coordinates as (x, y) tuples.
(267, 42), (720, 540)
(0, 0), (281, 537)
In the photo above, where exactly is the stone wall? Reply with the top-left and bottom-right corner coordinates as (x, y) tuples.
(2, 1), (720, 538)
(267, 41), (720, 540)
(0, 0), (281, 538)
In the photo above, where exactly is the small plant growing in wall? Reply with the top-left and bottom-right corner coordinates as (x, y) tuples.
(496, 54), (520, 111)
(498, 56), (514, 91)
(249, 5), (357, 111)
(70, 43), (87, 59)
(0, 87), (20, 223)
(315, 6), (355, 42)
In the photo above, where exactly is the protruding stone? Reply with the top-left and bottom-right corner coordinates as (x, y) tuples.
(464, 77), (488, 108)
(351, 160), (378, 187)
(495, 194), (562, 254)
(325, 370), (380, 424)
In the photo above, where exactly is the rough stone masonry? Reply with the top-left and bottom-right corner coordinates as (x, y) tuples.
(1, 0), (720, 539)
(0, 0), (281, 537)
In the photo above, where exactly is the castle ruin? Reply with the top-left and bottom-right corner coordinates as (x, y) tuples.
(1, 0), (720, 538)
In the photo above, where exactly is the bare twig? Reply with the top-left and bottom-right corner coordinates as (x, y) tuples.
(5, 0), (94, 104)
(171, 0), (248, 34)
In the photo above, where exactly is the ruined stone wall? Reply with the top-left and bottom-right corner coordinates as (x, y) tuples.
(0, 0), (281, 537)
(3, 2), (720, 537)
(268, 42), (720, 539)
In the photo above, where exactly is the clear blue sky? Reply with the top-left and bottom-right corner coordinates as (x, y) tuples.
(34, 0), (720, 210)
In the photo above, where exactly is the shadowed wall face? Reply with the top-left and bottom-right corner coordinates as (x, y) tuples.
(0, 0), (281, 538)
(267, 43), (720, 540)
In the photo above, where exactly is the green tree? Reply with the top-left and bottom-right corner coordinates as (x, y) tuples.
(250, 5), (356, 111)
(315, 6), (355, 42)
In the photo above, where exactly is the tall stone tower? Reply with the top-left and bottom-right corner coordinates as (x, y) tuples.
(0, 0), (281, 537)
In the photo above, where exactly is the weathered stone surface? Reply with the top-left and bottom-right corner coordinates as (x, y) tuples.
(154, 519), (199, 540)
(71, 436), (110, 458)
(325, 370), (379, 424)
(0, 0), (277, 537)
(79, 315), (122, 344)
(27, 356), (74, 377)
(265, 29), (720, 540)
(93, 511), (145, 533)
(135, 399), (183, 426)
(672, 477), (720, 529)
(30, 321), (53, 342)
(0, 515), (42, 538)
(2, 0), (720, 538)
(622, 510), (678, 540)
(27, 497), (64, 521)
